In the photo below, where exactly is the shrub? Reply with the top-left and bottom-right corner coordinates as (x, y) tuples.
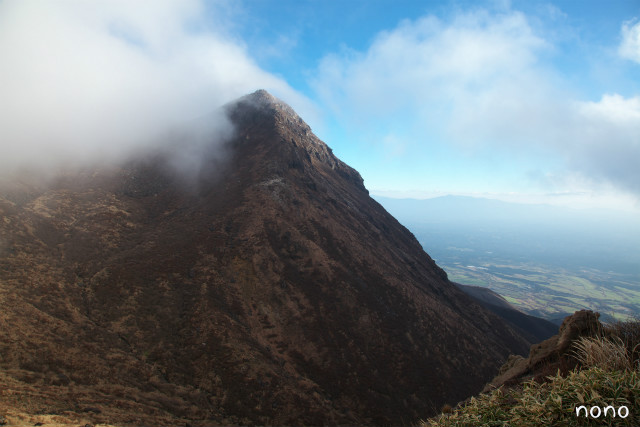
(423, 318), (640, 427)
(422, 368), (639, 427)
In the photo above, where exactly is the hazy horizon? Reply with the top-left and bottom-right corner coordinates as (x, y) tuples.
(373, 194), (640, 319)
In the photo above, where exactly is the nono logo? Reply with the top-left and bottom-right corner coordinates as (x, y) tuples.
(575, 405), (629, 419)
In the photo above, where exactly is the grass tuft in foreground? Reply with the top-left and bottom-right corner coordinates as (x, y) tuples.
(423, 367), (639, 427)
(423, 320), (640, 427)
(572, 336), (632, 371)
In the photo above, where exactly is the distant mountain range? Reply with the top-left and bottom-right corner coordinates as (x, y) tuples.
(374, 194), (640, 227)
(374, 195), (640, 275)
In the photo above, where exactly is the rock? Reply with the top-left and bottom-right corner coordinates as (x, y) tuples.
(482, 355), (529, 393)
(556, 309), (602, 353)
(483, 310), (602, 392)
(527, 309), (601, 371)
(497, 354), (524, 376)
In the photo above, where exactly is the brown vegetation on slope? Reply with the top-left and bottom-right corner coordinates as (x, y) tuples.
(1, 90), (532, 425)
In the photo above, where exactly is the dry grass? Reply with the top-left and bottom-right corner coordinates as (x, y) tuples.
(422, 368), (640, 427)
(605, 317), (640, 370)
(423, 319), (640, 427)
(572, 336), (633, 371)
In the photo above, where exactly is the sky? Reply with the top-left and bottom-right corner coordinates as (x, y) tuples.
(1, 0), (639, 212)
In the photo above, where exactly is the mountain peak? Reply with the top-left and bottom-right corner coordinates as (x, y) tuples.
(245, 88), (278, 104)
(229, 89), (298, 120)
(225, 89), (368, 194)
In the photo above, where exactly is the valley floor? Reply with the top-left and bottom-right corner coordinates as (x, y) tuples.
(442, 262), (640, 322)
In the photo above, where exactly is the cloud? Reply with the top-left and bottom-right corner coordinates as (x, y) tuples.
(571, 94), (640, 195)
(0, 0), (303, 176)
(313, 11), (547, 122)
(619, 19), (640, 63)
(311, 8), (640, 199)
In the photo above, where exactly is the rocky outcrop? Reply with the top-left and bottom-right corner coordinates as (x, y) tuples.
(483, 310), (603, 392)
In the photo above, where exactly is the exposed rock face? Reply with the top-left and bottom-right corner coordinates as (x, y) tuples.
(483, 310), (602, 393)
(0, 90), (531, 426)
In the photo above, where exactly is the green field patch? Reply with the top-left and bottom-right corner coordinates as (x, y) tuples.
(614, 285), (640, 299)
(503, 296), (519, 305)
(441, 262), (640, 320)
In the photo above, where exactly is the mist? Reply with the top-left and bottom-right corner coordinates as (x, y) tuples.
(0, 0), (302, 180)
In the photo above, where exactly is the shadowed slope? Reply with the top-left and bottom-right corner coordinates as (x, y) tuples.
(455, 283), (558, 343)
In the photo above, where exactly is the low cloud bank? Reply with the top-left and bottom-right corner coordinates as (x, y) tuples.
(0, 0), (300, 178)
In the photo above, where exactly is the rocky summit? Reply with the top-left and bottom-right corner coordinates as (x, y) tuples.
(0, 90), (532, 426)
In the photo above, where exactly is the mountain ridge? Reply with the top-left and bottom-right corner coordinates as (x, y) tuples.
(454, 283), (558, 344)
(1, 90), (534, 426)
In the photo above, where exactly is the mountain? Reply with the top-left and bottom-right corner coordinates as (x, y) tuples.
(454, 283), (558, 344)
(0, 90), (532, 426)
(453, 282), (515, 310)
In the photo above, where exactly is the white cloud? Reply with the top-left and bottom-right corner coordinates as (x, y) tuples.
(0, 0), (304, 175)
(313, 11), (547, 121)
(619, 19), (640, 63)
(311, 9), (640, 200)
(570, 94), (640, 195)
(578, 94), (640, 123)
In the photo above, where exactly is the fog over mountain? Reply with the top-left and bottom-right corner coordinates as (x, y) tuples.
(2, 1), (639, 213)
(0, 0), (313, 179)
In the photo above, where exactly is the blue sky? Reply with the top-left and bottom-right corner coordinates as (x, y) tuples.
(236, 0), (640, 211)
(1, 0), (639, 211)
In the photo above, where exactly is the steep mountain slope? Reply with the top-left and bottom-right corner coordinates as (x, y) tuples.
(454, 283), (558, 343)
(0, 90), (531, 426)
